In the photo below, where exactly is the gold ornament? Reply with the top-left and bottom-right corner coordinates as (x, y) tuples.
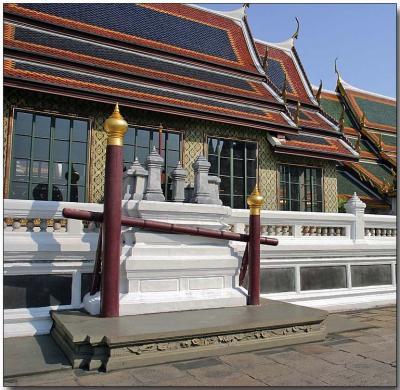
(247, 184), (264, 216)
(104, 103), (128, 146)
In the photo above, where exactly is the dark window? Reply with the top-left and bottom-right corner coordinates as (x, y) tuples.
(207, 137), (257, 209)
(351, 264), (392, 287)
(300, 266), (347, 291)
(9, 111), (89, 202)
(4, 274), (72, 309)
(279, 165), (323, 212)
(123, 126), (182, 200)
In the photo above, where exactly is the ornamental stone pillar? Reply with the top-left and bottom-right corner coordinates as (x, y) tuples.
(345, 192), (366, 240)
(171, 161), (187, 202)
(208, 175), (222, 205)
(122, 158), (148, 200)
(143, 146), (165, 202)
(191, 155), (212, 204)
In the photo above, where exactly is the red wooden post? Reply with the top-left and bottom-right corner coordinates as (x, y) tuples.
(247, 184), (264, 305)
(101, 103), (128, 317)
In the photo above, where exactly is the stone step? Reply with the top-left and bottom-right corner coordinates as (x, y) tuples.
(50, 299), (328, 372)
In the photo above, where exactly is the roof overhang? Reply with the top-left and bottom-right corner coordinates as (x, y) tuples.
(267, 133), (359, 162)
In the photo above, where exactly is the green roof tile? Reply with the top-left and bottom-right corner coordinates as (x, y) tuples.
(320, 97), (355, 128)
(337, 170), (369, 197)
(355, 97), (396, 128)
(360, 162), (395, 185)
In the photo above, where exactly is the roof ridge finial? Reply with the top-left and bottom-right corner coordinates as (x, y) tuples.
(291, 17), (300, 40)
(315, 79), (323, 104)
(334, 57), (341, 81)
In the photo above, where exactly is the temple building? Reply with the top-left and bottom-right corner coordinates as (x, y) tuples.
(317, 78), (397, 214)
(3, 3), (395, 213)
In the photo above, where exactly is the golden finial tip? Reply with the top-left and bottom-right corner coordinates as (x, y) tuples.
(104, 103), (128, 146)
(247, 184), (264, 215)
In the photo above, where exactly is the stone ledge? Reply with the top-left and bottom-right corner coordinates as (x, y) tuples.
(50, 299), (328, 371)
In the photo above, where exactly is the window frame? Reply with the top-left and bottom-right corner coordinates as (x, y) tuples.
(277, 163), (325, 212)
(206, 134), (258, 209)
(6, 107), (92, 202)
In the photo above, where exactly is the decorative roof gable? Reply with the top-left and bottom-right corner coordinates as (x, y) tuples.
(255, 39), (318, 106)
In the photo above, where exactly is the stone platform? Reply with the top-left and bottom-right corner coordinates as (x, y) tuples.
(50, 299), (328, 372)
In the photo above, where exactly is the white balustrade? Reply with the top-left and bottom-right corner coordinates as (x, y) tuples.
(3, 195), (396, 338)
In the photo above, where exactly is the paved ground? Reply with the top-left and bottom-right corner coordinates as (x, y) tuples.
(4, 306), (397, 387)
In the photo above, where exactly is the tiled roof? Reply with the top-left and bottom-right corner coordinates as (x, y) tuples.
(4, 22), (277, 103)
(4, 58), (295, 131)
(319, 89), (396, 169)
(288, 105), (339, 133)
(318, 91), (358, 133)
(267, 132), (358, 162)
(344, 161), (396, 195)
(255, 40), (317, 106)
(338, 79), (396, 133)
(337, 169), (388, 209)
(4, 3), (261, 74)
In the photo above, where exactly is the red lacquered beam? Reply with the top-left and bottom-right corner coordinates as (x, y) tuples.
(62, 208), (278, 246)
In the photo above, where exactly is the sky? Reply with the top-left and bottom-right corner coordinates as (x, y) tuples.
(198, 3), (396, 98)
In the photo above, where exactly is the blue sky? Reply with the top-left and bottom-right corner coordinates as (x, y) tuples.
(199, 3), (396, 98)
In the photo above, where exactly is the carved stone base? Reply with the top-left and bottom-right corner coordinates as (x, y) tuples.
(50, 299), (328, 372)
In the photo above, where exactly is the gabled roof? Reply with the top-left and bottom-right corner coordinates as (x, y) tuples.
(267, 132), (359, 162)
(338, 78), (396, 133)
(4, 3), (298, 133)
(343, 160), (396, 196)
(337, 168), (389, 210)
(4, 21), (279, 104)
(318, 89), (358, 134)
(5, 58), (295, 132)
(4, 3), (263, 75)
(255, 38), (318, 106)
(318, 87), (397, 167)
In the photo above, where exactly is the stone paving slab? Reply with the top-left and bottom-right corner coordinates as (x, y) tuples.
(3, 305), (396, 387)
(4, 335), (70, 378)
